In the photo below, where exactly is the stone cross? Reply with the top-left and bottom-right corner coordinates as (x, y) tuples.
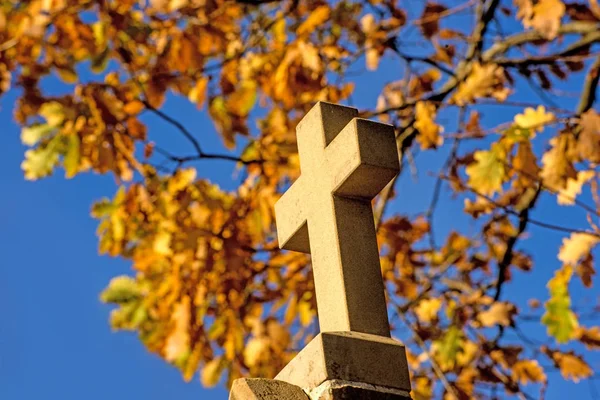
(275, 101), (400, 337)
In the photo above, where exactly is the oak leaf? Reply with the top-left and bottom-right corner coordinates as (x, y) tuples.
(451, 63), (509, 106)
(414, 101), (443, 149)
(432, 326), (464, 371)
(415, 298), (442, 323)
(514, 105), (555, 133)
(521, 0), (566, 40)
(297, 5), (330, 37)
(466, 142), (507, 196)
(21, 124), (56, 146)
(558, 233), (599, 265)
(511, 359), (546, 385)
(542, 265), (579, 343)
(540, 134), (577, 189)
(477, 302), (516, 327)
(201, 357), (225, 387)
(557, 170), (595, 205)
(577, 109), (600, 163)
(546, 349), (593, 382)
(576, 326), (600, 349)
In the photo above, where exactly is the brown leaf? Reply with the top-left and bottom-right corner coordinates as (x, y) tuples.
(540, 133), (577, 190)
(577, 109), (600, 163)
(419, 3), (448, 38)
(576, 326), (600, 349)
(575, 254), (595, 287)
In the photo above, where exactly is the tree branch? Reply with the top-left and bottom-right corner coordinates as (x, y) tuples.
(577, 54), (600, 114)
(494, 185), (541, 301)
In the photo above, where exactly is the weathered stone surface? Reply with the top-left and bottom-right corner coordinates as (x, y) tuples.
(274, 101), (400, 336)
(309, 380), (411, 400)
(229, 378), (309, 400)
(275, 331), (411, 392)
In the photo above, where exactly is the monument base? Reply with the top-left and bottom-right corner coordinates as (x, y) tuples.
(229, 332), (412, 399)
(276, 331), (411, 392)
(229, 378), (411, 400)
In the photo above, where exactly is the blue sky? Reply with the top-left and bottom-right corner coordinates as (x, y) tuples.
(1, 6), (599, 400)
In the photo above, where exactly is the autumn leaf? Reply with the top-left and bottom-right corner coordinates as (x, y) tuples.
(520, 0), (566, 40)
(542, 265), (579, 343)
(540, 134), (577, 190)
(21, 139), (61, 181)
(556, 170), (595, 205)
(418, 3), (448, 38)
(414, 101), (443, 149)
(165, 296), (191, 362)
(545, 349), (593, 382)
(297, 5), (330, 37)
(558, 233), (599, 265)
(451, 63), (510, 105)
(415, 298), (442, 323)
(577, 109), (600, 163)
(201, 357), (225, 387)
(514, 105), (555, 133)
(21, 124), (56, 146)
(466, 143), (507, 196)
(576, 326), (600, 349)
(511, 360), (546, 385)
(433, 326), (464, 371)
(477, 302), (516, 327)
(100, 276), (142, 304)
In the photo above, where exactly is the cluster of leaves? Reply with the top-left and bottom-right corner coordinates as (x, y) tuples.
(3, 0), (600, 398)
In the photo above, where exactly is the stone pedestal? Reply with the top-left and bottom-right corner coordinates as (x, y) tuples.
(230, 332), (411, 400)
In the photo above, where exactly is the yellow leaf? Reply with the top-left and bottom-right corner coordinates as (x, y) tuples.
(549, 350), (592, 382)
(466, 142), (507, 196)
(414, 101), (443, 149)
(514, 105), (555, 133)
(39, 101), (65, 127)
(168, 168), (196, 194)
(540, 134), (577, 189)
(451, 63), (509, 106)
(153, 231), (172, 256)
(298, 293), (313, 327)
(414, 298), (442, 323)
(188, 77), (209, 109)
(165, 296), (191, 362)
(243, 337), (270, 368)
(21, 124), (56, 146)
(297, 5), (330, 37)
(411, 376), (432, 400)
(558, 233), (599, 265)
(521, 0), (565, 40)
(201, 357), (224, 387)
(511, 360), (546, 385)
(477, 302), (516, 327)
(21, 141), (60, 181)
(63, 134), (80, 178)
(557, 170), (595, 205)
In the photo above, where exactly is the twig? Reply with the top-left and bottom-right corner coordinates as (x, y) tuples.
(494, 185), (541, 301)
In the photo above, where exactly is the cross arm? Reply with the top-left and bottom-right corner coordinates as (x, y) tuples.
(326, 118), (400, 200)
(274, 179), (310, 253)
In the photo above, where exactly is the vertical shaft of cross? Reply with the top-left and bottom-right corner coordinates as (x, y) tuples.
(275, 101), (400, 338)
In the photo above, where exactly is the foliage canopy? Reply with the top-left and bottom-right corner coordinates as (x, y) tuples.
(3, 0), (600, 398)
